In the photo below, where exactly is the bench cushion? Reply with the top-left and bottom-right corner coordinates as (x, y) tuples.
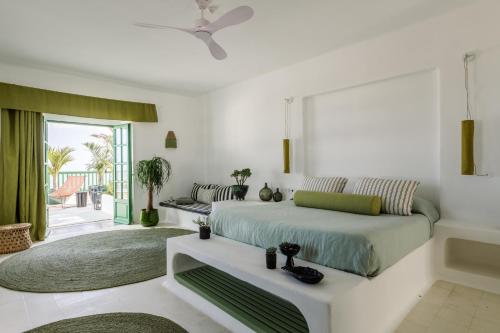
(160, 200), (212, 215)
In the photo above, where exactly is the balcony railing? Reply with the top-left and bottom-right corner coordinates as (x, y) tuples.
(50, 171), (113, 191)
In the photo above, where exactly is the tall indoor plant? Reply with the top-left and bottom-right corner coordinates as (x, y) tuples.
(230, 168), (252, 200)
(136, 156), (172, 227)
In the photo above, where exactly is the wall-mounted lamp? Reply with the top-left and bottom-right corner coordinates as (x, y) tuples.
(461, 53), (475, 175)
(283, 97), (294, 174)
(461, 53), (487, 176)
(165, 131), (177, 148)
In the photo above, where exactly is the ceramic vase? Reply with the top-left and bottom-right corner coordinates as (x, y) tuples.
(259, 183), (273, 201)
(273, 188), (283, 202)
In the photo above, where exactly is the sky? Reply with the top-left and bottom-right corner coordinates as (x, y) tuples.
(47, 122), (112, 171)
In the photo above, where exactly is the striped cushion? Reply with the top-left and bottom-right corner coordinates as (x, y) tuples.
(191, 183), (217, 201)
(160, 200), (211, 215)
(214, 185), (233, 202)
(353, 177), (419, 216)
(301, 176), (348, 193)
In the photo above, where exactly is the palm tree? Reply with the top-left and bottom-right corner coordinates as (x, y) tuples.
(48, 146), (75, 190)
(83, 142), (113, 186)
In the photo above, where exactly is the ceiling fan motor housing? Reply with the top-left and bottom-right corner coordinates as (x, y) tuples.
(196, 0), (213, 10)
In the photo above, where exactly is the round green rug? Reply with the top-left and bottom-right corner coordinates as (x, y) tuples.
(25, 312), (188, 333)
(0, 228), (193, 292)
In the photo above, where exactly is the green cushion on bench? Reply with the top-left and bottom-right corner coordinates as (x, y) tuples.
(175, 265), (309, 333)
(294, 191), (381, 216)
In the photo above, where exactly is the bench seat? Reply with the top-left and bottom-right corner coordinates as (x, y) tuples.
(160, 200), (212, 215)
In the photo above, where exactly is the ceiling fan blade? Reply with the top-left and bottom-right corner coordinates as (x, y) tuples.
(203, 36), (227, 60)
(205, 6), (254, 33)
(134, 22), (195, 34)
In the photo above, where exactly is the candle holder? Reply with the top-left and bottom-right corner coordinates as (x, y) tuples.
(279, 242), (300, 270)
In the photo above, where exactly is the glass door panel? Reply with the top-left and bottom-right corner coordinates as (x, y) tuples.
(113, 124), (132, 224)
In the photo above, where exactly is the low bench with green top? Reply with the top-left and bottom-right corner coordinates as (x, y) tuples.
(175, 265), (308, 333)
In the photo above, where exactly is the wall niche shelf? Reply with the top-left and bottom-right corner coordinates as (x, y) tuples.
(445, 238), (500, 279)
(435, 219), (500, 294)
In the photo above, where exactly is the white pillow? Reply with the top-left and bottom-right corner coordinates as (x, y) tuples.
(197, 188), (216, 204)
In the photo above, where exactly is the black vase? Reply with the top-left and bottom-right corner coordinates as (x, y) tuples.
(259, 183), (273, 201)
(199, 226), (211, 239)
(273, 188), (283, 202)
(279, 243), (301, 270)
(232, 185), (249, 201)
(266, 253), (277, 269)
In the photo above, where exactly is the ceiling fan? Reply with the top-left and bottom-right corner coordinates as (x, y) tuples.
(135, 0), (254, 60)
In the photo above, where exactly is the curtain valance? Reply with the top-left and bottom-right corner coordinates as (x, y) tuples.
(0, 82), (158, 122)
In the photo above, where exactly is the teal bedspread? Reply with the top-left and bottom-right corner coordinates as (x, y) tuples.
(210, 200), (439, 277)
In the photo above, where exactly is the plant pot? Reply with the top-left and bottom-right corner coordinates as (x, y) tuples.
(232, 185), (249, 201)
(140, 209), (159, 227)
(199, 226), (211, 239)
(266, 253), (277, 269)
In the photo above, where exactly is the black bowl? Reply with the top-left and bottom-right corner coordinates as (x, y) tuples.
(283, 266), (324, 284)
(279, 242), (301, 256)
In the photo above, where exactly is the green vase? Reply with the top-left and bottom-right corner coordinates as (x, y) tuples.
(259, 183), (273, 201)
(140, 209), (159, 227)
(273, 188), (283, 202)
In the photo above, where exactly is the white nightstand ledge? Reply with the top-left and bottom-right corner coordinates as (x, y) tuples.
(434, 219), (500, 294)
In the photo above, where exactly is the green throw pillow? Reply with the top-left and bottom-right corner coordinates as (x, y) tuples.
(294, 191), (381, 216)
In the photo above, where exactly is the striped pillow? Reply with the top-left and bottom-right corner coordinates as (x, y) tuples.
(191, 183), (217, 201)
(353, 177), (419, 216)
(214, 185), (233, 202)
(301, 176), (348, 193)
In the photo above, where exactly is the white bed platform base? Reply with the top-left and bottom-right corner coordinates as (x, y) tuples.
(165, 234), (436, 333)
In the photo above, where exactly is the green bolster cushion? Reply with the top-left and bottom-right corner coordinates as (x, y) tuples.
(294, 191), (382, 216)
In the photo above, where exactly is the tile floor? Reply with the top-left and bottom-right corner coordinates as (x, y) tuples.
(1, 224), (498, 333)
(0, 223), (229, 333)
(395, 280), (500, 333)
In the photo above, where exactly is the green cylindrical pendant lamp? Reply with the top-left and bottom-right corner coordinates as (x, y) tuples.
(461, 120), (474, 175)
(283, 97), (293, 174)
(283, 139), (290, 174)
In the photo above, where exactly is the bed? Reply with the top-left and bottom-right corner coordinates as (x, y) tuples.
(209, 198), (439, 277)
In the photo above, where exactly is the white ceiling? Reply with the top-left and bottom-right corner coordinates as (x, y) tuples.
(0, 0), (476, 95)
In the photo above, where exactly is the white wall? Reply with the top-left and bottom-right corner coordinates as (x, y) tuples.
(303, 70), (439, 203)
(0, 62), (204, 223)
(201, 0), (500, 224)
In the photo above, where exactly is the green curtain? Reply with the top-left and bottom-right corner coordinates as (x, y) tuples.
(0, 82), (158, 122)
(0, 109), (46, 240)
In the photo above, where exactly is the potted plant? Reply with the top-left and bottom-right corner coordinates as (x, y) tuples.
(266, 247), (277, 269)
(230, 168), (252, 200)
(136, 156), (172, 227)
(193, 217), (211, 239)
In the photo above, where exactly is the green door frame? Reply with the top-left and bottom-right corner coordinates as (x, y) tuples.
(113, 124), (133, 224)
(43, 119), (133, 225)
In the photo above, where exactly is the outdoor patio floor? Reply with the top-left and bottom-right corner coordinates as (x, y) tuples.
(48, 193), (113, 228)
